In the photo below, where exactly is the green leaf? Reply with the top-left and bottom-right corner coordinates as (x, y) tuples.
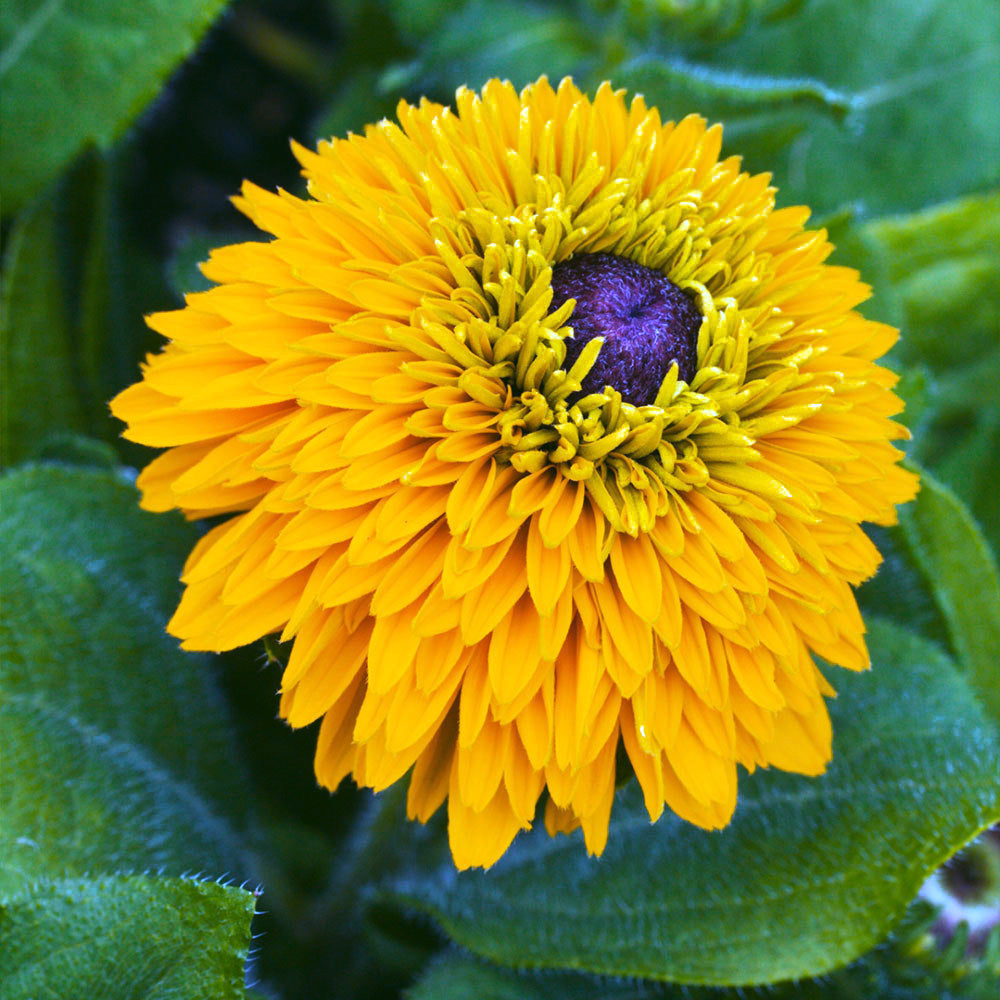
(0, 875), (255, 1000)
(616, 56), (852, 125)
(0, 464), (255, 894)
(0, 190), (85, 466)
(408, 953), (582, 1000)
(385, 0), (597, 96)
(926, 410), (1000, 556)
(829, 191), (1000, 548)
(856, 525), (951, 657)
(609, 0), (802, 42)
(0, 0), (230, 213)
(897, 469), (1000, 726)
(612, 0), (1000, 218)
(29, 430), (119, 469)
(0, 151), (176, 467)
(382, 621), (1000, 985)
(410, 906), (1000, 1000)
(848, 191), (1000, 371)
(64, 149), (180, 467)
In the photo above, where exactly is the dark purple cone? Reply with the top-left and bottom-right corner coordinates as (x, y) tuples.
(549, 253), (702, 405)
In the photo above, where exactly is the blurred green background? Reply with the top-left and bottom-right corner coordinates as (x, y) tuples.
(1, 2), (998, 998)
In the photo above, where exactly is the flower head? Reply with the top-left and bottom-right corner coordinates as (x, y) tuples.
(112, 77), (918, 869)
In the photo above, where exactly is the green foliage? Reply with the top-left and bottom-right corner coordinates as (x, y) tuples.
(387, 0), (460, 40)
(0, 0), (231, 213)
(0, 875), (255, 1000)
(381, 622), (1000, 985)
(900, 471), (1000, 725)
(0, 192), (85, 467)
(614, 0), (1000, 218)
(409, 901), (1000, 999)
(1, 152), (175, 467)
(30, 431), (120, 469)
(834, 193), (1000, 551)
(3, 0), (999, 996)
(0, 465), (259, 993)
(310, 66), (408, 143)
(855, 192), (1000, 371)
(0, 465), (256, 891)
(859, 467), (1000, 728)
(608, 0), (798, 41)
(384, 0), (598, 97)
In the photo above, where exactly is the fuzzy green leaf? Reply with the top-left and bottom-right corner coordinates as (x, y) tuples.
(610, 0), (802, 42)
(0, 875), (255, 1000)
(384, 621), (1000, 985)
(897, 469), (1000, 726)
(0, 464), (254, 894)
(926, 411), (1000, 557)
(383, 0), (595, 95)
(856, 524), (950, 656)
(409, 916), (1000, 1000)
(614, 0), (1000, 218)
(0, 0), (230, 212)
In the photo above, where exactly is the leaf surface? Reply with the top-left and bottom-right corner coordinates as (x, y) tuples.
(382, 0), (595, 95)
(383, 621), (1000, 985)
(409, 920), (1000, 1000)
(898, 470), (1000, 725)
(0, 875), (254, 1000)
(615, 0), (1000, 218)
(0, 0), (229, 211)
(0, 464), (254, 894)
(835, 192), (1000, 549)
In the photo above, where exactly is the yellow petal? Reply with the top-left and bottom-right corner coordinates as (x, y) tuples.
(459, 533), (529, 644)
(609, 532), (662, 624)
(456, 717), (505, 811)
(488, 596), (543, 707)
(526, 515), (572, 616)
(620, 700), (664, 822)
(407, 710), (458, 822)
(366, 605), (421, 696)
(514, 675), (553, 770)
(448, 768), (526, 870)
(313, 675), (365, 790)
(285, 617), (373, 728)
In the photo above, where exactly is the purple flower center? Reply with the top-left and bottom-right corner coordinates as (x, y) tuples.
(549, 253), (702, 405)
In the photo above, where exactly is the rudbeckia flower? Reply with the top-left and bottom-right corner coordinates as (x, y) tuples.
(112, 77), (918, 869)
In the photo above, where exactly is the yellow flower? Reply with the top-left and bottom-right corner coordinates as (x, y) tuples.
(111, 77), (918, 869)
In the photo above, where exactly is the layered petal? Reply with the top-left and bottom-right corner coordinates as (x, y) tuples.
(111, 76), (918, 870)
